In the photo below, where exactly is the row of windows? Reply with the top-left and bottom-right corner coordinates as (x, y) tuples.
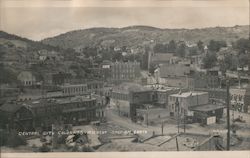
(63, 86), (87, 94)
(33, 101), (96, 114)
(112, 75), (135, 79)
(112, 93), (129, 101)
(231, 94), (244, 102)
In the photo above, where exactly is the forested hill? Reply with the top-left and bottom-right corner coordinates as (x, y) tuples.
(42, 25), (249, 49)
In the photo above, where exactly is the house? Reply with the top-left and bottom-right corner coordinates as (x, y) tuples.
(17, 71), (36, 86)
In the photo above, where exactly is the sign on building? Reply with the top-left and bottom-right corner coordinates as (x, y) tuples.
(207, 116), (216, 125)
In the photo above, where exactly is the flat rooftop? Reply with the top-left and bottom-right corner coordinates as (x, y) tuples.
(23, 96), (96, 108)
(189, 104), (225, 112)
(170, 91), (208, 98)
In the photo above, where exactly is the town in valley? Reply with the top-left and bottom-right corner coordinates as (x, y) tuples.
(0, 25), (250, 152)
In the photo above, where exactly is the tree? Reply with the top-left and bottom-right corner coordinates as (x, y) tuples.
(153, 43), (168, 53)
(176, 43), (186, 57)
(0, 64), (18, 85)
(238, 53), (249, 67)
(223, 54), (237, 71)
(149, 63), (157, 75)
(112, 52), (123, 62)
(188, 46), (198, 56)
(168, 40), (177, 53)
(208, 40), (227, 52)
(6, 131), (27, 147)
(197, 40), (204, 53)
(233, 38), (250, 54)
(202, 52), (217, 69)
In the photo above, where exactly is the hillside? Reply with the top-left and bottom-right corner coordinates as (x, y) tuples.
(42, 25), (249, 49)
(0, 31), (67, 85)
(0, 31), (60, 51)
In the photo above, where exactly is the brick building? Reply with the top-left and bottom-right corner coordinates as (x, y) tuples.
(110, 61), (141, 84)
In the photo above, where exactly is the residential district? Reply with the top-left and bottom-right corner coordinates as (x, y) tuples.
(0, 35), (250, 152)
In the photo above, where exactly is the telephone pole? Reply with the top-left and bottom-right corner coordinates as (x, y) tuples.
(175, 99), (180, 133)
(226, 79), (230, 150)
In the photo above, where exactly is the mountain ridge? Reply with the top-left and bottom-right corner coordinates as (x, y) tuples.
(41, 25), (249, 49)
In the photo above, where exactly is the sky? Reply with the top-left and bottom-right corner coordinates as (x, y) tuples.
(0, 0), (249, 41)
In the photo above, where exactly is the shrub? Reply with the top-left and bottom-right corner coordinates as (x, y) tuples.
(6, 131), (27, 147)
(38, 144), (50, 152)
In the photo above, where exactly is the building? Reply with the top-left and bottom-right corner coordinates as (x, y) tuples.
(168, 91), (225, 125)
(0, 96), (104, 131)
(110, 61), (141, 84)
(17, 71), (36, 86)
(110, 82), (152, 118)
(52, 72), (72, 85)
(61, 84), (88, 96)
(110, 83), (180, 122)
(100, 60), (112, 81)
(151, 53), (174, 65)
(157, 64), (194, 89)
(87, 81), (104, 94)
(230, 85), (250, 113)
(193, 71), (220, 89)
(195, 88), (227, 101)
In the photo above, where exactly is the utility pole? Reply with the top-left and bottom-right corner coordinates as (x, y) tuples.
(175, 99), (180, 133)
(161, 121), (164, 136)
(146, 105), (149, 127)
(175, 137), (179, 151)
(183, 110), (186, 133)
(226, 79), (230, 150)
